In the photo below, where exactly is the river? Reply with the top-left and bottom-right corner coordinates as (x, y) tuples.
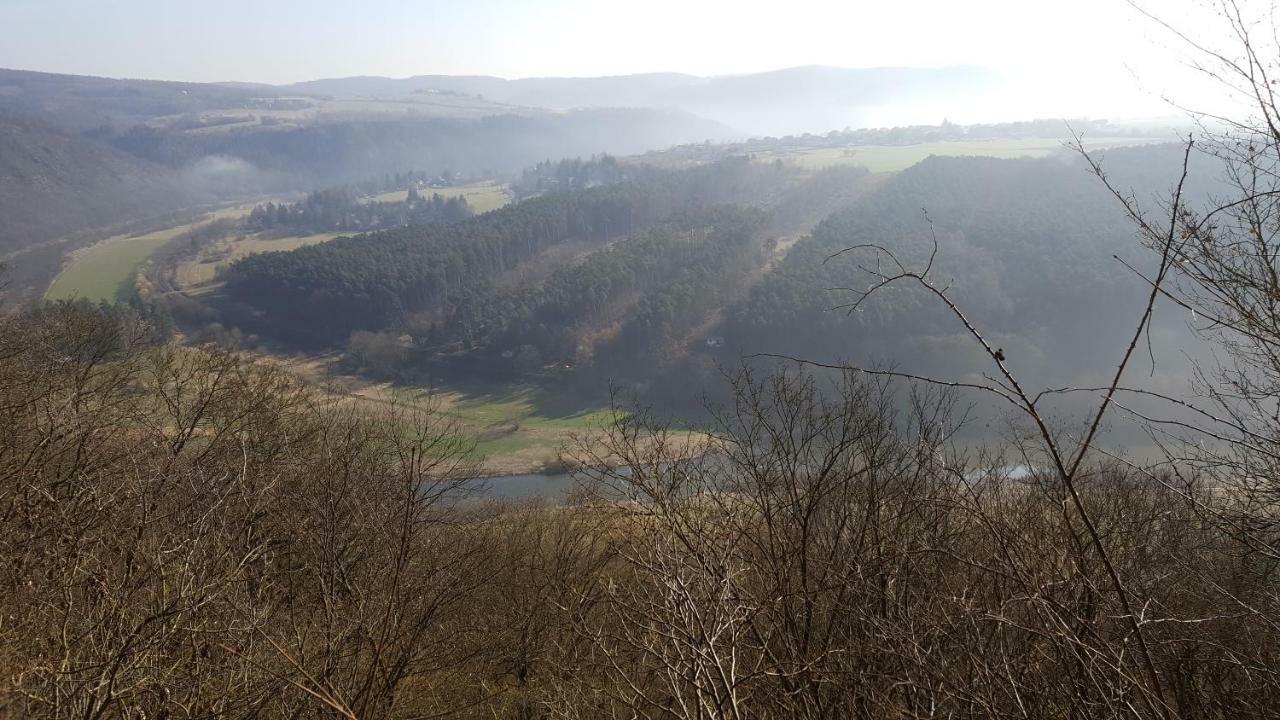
(473, 472), (577, 499)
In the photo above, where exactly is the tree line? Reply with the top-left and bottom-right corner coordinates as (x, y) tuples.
(511, 155), (649, 199)
(724, 146), (1216, 386)
(431, 206), (768, 370)
(3, 298), (1280, 718)
(246, 186), (471, 235)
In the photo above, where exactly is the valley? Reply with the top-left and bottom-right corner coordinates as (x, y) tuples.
(22, 127), (1182, 477)
(8, 3), (1280, 715)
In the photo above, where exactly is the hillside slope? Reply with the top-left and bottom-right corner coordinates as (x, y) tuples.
(0, 67), (517, 131)
(206, 158), (875, 367)
(0, 116), (197, 256)
(724, 146), (1212, 388)
(110, 109), (731, 186)
(0, 68), (280, 131)
(0, 69), (734, 191)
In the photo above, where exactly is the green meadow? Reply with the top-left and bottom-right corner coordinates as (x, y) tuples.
(367, 181), (512, 213)
(46, 228), (182, 303)
(774, 137), (1161, 173)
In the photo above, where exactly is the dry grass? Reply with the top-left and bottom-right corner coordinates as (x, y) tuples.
(365, 182), (511, 213)
(175, 232), (341, 289)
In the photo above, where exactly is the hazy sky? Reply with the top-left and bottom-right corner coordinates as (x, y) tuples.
(0, 0), (1175, 81)
(0, 0), (1235, 120)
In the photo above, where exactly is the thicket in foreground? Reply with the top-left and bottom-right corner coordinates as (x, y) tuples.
(2, 302), (1280, 718)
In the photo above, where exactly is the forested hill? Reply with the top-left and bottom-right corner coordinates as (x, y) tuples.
(439, 205), (770, 373)
(219, 158), (832, 346)
(223, 180), (672, 344)
(99, 109), (729, 188)
(724, 145), (1205, 386)
(212, 144), (1204, 398)
(287, 65), (1000, 137)
(0, 115), (199, 256)
(0, 68), (733, 194)
(0, 68), (281, 131)
(0, 68), (733, 279)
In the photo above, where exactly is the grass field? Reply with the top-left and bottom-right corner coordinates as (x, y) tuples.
(448, 388), (615, 465)
(47, 226), (196, 303)
(273, 353), (616, 475)
(169, 94), (517, 135)
(176, 232), (341, 289)
(367, 181), (511, 214)
(49, 180), (508, 304)
(773, 137), (1162, 173)
(47, 203), (262, 303)
(346, 382), (613, 474)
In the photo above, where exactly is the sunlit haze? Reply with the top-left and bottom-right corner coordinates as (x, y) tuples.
(0, 0), (1229, 122)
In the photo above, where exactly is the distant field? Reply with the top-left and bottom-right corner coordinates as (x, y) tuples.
(774, 137), (1163, 173)
(167, 94), (521, 136)
(177, 232), (341, 289)
(367, 181), (511, 213)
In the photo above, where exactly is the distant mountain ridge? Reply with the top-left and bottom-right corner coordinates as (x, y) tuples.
(0, 67), (525, 132)
(286, 65), (1001, 136)
(0, 63), (996, 274)
(0, 68), (733, 260)
(288, 72), (698, 109)
(0, 68), (283, 131)
(0, 64), (1003, 139)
